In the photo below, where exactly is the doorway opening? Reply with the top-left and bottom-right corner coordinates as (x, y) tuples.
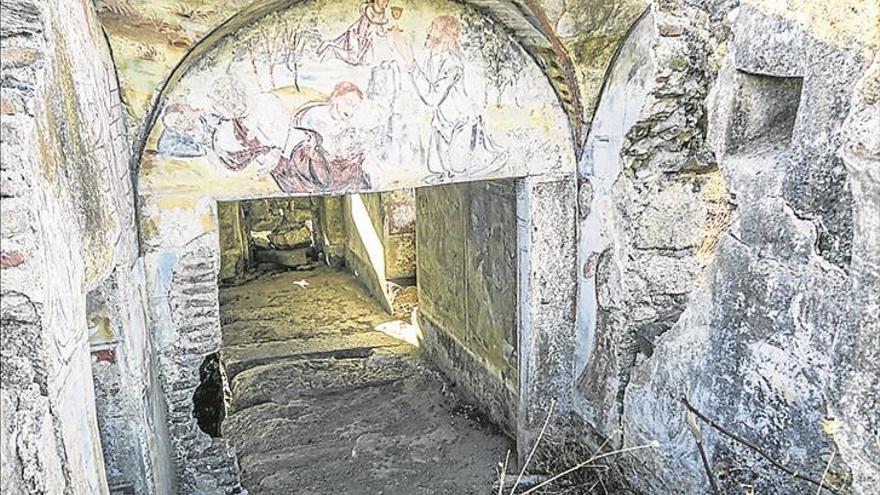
(196, 178), (521, 493)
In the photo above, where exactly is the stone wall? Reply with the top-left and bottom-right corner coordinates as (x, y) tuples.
(317, 196), (346, 267)
(217, 202), (251, 283)
(415, 180), (520, 434)
(1, 0), (169, 493)
(87, 264), (172, 495)
(153, 233), (244, 494)
(835, 51), (880, 494)
(341, 191), (417, 312)
(515, 177), (579, 451)
(342, 193), (392, 311)
(571, 2), (880, 493)
(382, 190), (417, 282)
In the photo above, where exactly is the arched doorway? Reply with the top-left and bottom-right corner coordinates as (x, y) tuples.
(136, 0), (579, 490)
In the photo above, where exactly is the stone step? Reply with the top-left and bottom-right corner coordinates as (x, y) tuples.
(221, 331), (413, 380)
(227, 355), (418, 412)
(253, 249), (310, 268)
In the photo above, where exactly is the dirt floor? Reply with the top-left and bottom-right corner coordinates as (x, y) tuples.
(218, 266), (511, 495)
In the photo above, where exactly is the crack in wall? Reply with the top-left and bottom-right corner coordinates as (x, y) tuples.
(578, 3), (726, 446)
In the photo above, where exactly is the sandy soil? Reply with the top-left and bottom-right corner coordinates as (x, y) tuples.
(219, 266), (511, 495)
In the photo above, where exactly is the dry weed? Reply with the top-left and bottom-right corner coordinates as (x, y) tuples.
(496, 404), (656, 494)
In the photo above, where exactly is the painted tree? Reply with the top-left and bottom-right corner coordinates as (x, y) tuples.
(241, 13), (320, 90)
(459, 8), (525, 107)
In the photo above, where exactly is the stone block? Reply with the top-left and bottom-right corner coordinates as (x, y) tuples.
(254, 249), (310, 268)
(267, 224), (312, 249)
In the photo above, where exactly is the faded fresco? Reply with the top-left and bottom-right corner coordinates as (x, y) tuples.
(139, 0), (575, 198)
(95, 0), (255, 122)
(96, 1), (650, 139)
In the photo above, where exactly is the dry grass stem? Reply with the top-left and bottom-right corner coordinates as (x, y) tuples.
(498, 450), (511, 495)
(817, 452), (835, 495)
(517, 444), (657, 495)
(682, 396), (842, 495)
(686, 409), (720, 494)
(511, 399), (556, 494)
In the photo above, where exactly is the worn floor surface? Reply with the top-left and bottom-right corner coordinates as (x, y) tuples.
(219, 266), (511, 495)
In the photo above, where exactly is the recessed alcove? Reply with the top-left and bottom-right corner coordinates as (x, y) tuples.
(725, 71), (803, 157)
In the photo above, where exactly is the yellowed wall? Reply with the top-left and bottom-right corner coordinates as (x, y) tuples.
(342, 193), (392, 311)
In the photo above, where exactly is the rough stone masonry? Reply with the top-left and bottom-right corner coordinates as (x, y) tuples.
(0, 0), (877, 494)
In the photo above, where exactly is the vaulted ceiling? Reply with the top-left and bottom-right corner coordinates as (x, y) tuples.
(94, 0), (647, 158)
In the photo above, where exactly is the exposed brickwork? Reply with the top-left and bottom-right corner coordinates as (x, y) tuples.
(157, 234), (245, 494)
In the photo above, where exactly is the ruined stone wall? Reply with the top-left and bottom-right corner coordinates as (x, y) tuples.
(415, 180), (519, 434)
(219, 197), (339, 280)
(241, 198), (316, 252)
(1, 0), (169, 493)
(150, 232), (244, 494)
(572, 1), (880, 493)
(575, 1), (723, 440)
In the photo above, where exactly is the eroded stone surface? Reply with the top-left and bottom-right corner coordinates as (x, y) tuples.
(599, 4), (879, 494)
(572, 2), (879, 494)
(577, 2), (725, 440)
(1, 0), (165, 493)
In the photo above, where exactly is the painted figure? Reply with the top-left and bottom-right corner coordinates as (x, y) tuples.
(392, 15), (507, 180)
(272, 82), (371, 193)
(157, 103), (208, 158)
(317, 0), (389, 66)
(207, 83), (275, 172)
(364, 60), (417, 169)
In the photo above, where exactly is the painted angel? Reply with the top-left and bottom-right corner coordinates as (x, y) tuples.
(206, 85), (276, 172)
(317, 0), (389, 66)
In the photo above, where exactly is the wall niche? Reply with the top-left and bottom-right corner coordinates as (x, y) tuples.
(725, 70), (803, 157)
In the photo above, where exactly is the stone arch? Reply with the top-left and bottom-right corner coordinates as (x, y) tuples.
(137, 1), (579, 202)
(136, 0), (583, 247)
(131, 0), (585, 167)
(136, 0), (582, 490)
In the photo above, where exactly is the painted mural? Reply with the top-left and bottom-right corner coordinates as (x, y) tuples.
(95, 0), (254, 121)
(97, 1), (649, 139)
(139, 0), (575, 198)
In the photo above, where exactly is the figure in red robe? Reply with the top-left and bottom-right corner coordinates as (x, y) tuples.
(272, 82), (371, 193)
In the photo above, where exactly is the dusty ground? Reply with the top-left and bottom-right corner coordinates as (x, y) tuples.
(218, 266), (511, 495)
